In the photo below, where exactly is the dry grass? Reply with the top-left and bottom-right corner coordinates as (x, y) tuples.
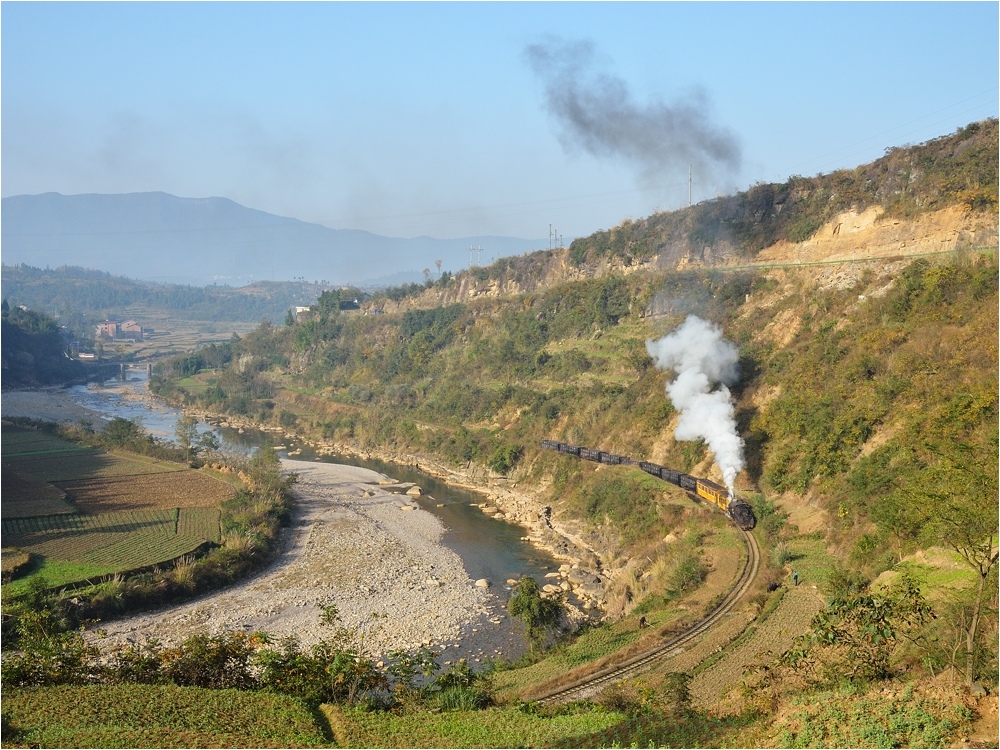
(1, 547), (33, 582)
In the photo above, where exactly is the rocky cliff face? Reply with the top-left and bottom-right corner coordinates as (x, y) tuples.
(755, 205), (997, 264)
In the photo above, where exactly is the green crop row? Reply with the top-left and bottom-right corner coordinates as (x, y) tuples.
(178, 507), (221, 543)
(2, 509), (218, 589)
(78, 532), (209, 569)
(2, 684), (327, 749)
(3, 508), (176, 538)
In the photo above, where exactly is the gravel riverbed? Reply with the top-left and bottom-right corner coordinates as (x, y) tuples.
(91, 460), (529, 665)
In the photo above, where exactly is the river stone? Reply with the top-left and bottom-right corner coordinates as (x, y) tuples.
(475, 578), (490, 588)
(577, 582), (605, 598)
(406, 485), (423, 497)
(567, 569), (599, 585)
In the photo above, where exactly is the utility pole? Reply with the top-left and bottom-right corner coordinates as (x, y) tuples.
(688, 164), (692, 207)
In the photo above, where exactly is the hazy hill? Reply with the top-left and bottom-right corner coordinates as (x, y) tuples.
(0, 191), (544, 287)
(0, 264), (339, 322)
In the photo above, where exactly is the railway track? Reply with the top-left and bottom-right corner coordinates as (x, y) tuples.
(532, 527), (761, 705)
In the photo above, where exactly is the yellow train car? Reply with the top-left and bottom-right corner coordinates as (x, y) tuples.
(695, 478), (730, 513)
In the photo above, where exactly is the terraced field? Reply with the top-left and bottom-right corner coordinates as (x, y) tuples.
(1, 423), (232, 588)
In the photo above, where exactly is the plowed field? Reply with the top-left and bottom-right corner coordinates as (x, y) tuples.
(60, 472), (234, 513)
(2, 468), (76, 517)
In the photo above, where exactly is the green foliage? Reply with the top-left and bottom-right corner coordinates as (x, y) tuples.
(486, 441), (523, 475)
(385, 645), (438, 695)
(3, 263), (329, 325)
(573, 471), (665, 546)
(753, 255), (997, 533)
(256, 637), (389, 707)
(668, 553), (709, 595)
(159, 632), (259, 690)
(1, 598), (96, 688)
(102, 416), (151, 449)
(327, 701), (628, 749)
(767, 683), (974, 748)
(1, 303), (86, 386)
(507, 576), (564, 650)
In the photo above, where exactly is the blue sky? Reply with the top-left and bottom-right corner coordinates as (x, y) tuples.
(3, 1), (997, 241)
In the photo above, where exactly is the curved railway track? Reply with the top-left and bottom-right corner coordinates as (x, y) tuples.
(532, 527), (761, 705)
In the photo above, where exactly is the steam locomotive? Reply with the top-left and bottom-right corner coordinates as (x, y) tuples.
(540, 440), (757, 531)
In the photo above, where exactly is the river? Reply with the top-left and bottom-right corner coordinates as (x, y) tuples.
(66, 372), (562, 594)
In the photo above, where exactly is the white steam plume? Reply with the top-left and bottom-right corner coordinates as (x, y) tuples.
(645, 315), (744, 496)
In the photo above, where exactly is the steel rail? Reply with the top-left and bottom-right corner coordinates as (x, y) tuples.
(532, 527), (761, 704)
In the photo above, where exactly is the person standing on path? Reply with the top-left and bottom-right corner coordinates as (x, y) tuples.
(793, 571), (799, 586)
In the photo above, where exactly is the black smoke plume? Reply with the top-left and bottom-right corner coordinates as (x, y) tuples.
(524, 37), (741, 190)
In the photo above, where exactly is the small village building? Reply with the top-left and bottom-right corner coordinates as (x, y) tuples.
(96, 319), (144, 341)
(96, 320), (119, 339)
(119, 320), (144, 341)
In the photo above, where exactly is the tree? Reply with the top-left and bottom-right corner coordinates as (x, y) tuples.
(174, 415), (217, 464)
(507, 576), (563, 650)
(175, 414), (199, 460)
(103, 417), (146, 449)
(912, 440), (999, 686)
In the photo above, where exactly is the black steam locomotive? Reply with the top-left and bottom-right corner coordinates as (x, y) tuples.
(541, 440), (757, 531)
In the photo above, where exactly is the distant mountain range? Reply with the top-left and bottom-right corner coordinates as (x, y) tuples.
(1, 192), (546, 287)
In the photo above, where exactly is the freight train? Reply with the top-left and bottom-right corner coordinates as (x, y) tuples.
(540, 440), (757, 531)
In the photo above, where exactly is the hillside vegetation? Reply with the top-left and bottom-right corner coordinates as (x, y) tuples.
(1, 302), (86, 386)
